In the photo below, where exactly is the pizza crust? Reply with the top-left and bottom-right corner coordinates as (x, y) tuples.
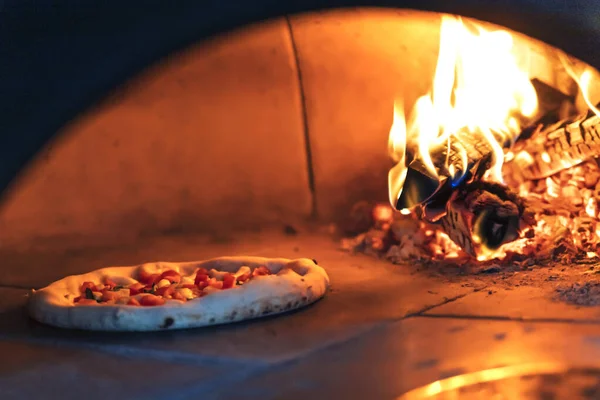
(28, 257), (330, 332)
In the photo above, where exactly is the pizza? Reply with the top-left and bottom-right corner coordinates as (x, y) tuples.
(28, 257), (330, 331)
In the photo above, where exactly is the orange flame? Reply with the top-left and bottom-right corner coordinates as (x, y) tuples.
(388, 15), (538, 207)
(559, 52), (600, 117)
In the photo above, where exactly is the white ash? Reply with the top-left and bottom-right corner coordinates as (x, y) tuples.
(555, 281), (600, 306)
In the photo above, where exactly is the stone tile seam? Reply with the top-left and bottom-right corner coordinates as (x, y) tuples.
(403, 291), (477, 318)
(284, 15), (318, 219)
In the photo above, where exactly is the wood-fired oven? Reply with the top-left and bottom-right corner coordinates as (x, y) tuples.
(2, 1), (600, 399)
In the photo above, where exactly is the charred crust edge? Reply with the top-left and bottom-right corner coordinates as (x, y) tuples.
(161, 317), (175, 329)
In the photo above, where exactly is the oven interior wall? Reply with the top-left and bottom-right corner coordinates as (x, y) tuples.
(0, 8), (591, 250)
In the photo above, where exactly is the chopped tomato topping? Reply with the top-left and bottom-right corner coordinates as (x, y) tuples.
(236, 272), (251, 283)
(222, 273), (235, 289)
(172, 291), (187, 301)
(155, 284), (176, 298)
(197, 281), (209, 290)
(80, 281), (96, 293)
(252, 266), (271, 276)
(138, 269), (161, 285)
(159, 270), (181, 284)
(139, 294), (166, 306)
(148, 274), (161, 285)
(127, 297), (141, 306)
(194, 271), (209, 286)
(74, 265), (251, 306)
(128, 282), (145, 296)
(77, 298), (97, 305)
(138, 268), (153, 282)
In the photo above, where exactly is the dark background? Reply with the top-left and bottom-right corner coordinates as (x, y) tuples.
(1, 0), (599, 197)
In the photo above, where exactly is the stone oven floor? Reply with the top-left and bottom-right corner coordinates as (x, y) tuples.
(2, 231), (600, 399)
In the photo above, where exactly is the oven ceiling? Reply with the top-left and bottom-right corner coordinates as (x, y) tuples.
(1, 0), (599, 197)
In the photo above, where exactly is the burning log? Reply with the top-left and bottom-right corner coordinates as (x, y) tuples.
(396, 133), (504, 210)
(439, 181), (534, 258)
(506, 109), (600, 182)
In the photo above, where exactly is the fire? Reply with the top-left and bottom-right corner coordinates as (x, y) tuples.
(579, 69), (600, 117)
(343, 15), (600, 265)
(559, 52), (600, 118)
(388, 15), (538, 207)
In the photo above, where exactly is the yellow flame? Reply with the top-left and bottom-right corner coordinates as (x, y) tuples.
(559, 52), (600, 117)
(388, 15), (538, 207)
(579, 70), (600, 116)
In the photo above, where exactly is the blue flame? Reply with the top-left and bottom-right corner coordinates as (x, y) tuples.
(450, 172), (468, 188)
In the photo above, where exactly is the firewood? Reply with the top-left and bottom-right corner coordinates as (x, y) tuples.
(438, 181), (533, 257)
(436, 130), (508, 180)
(505, 109), (600, 182)
(397, 133), (502, 210)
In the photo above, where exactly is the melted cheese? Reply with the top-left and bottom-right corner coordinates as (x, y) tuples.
(234, 266), (251, 277)
(208, 269), (228, 280)
(175, 288), (194, 300)
(156, 279), (171, 288)
(181, 276), (195, 285)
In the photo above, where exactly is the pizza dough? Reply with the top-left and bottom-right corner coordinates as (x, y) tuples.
(28, 257), (330, 331)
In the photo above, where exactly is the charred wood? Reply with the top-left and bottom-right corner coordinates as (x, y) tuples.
(397, 130), (508, 210)
(439, 181), (534, 257)
(506, 109), (600, 182)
